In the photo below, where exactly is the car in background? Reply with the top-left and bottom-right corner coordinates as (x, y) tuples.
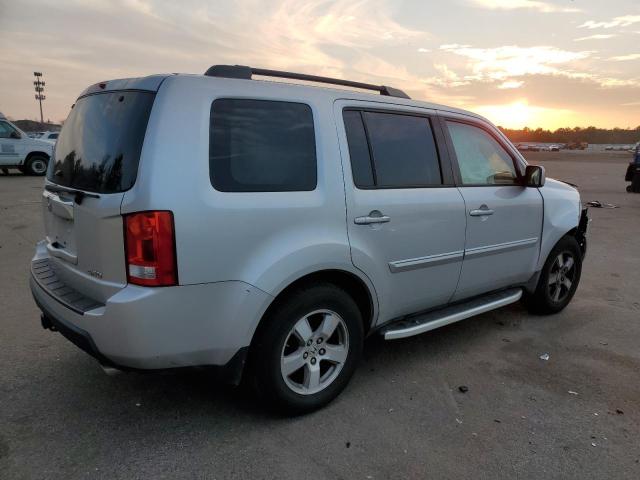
(0, 112), (53, 175)
(626, 143), (640, 193)
(38, 131), (60, 144)
(548, 145), (560, 152)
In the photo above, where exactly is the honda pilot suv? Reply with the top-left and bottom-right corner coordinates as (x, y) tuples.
(30, 66), (589, 413)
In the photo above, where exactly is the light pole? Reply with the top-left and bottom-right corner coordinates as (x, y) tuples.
(33, 72), (46, 124)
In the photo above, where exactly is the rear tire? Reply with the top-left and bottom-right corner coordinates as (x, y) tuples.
(25, 155), (48, 176)
(249, 284), (363, 415)
(524, 235), (582, 315)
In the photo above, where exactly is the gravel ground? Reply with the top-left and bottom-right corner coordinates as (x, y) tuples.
(1, 150), (639, 479)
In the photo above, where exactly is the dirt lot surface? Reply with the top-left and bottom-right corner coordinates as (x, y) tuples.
(1, 151), (639, 479)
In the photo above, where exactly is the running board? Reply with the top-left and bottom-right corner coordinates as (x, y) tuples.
(382, 288), (523, 340)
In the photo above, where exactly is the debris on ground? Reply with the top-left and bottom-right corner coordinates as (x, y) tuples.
(616, 409), (624, 415)
(585, 200), (618, 209)
(539, 353), (550, 361)
(458, 385), (469, 393)
(345, 441), (351, 448)
(568, 390), (579, 395)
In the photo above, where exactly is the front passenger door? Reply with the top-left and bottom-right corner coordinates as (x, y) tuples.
(444, 119), (543, 302)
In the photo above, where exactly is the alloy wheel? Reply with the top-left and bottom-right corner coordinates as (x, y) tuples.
(547, 251), (576, 303)
(280, 309), (349, 395)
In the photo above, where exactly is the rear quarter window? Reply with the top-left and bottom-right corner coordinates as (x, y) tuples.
(209, 99), (317, 192)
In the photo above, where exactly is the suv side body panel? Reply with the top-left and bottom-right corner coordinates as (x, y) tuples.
(335, 100), (467, 324)
(439, 112), (544, 301)
(536, 178), (581, 270)
(121, 76), (375, 337)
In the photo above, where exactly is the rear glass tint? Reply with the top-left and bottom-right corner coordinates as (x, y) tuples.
(209, 99), (317, 192)
(363, 111), (442, 188)
(48, 91), (155, 193)
(342, 110), (374, 188)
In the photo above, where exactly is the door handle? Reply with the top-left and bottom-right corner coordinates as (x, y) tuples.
(354, 214), (391, 225)
(469, 206), (494, 217)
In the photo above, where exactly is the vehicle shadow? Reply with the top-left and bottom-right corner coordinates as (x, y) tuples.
(33, 302), (530, 423)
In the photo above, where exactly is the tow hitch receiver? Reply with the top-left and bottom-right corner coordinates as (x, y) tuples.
(41, 314), (58, 332)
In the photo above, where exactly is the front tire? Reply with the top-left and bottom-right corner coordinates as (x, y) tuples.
(25, 155), (48, 176)
(524, 235), (582, 315)
(250, 284), (364, 414)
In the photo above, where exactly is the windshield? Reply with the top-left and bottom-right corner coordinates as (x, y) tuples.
(47, 91), (155, 193)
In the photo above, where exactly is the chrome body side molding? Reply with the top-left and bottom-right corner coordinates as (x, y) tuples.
(388, 250), (464, 273)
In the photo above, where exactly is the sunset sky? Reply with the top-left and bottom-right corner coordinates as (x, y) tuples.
(1, 0), (639, 129)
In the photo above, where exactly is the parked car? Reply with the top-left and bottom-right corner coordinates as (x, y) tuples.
(0, 112), (53, 175)
(38, 131), (60, 144)
(29, 66), (589, 413)
(626, 143), (640, 193)
(548, 145), (560, 152)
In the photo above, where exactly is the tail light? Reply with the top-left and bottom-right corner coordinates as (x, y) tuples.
(124, 211), (178, 287)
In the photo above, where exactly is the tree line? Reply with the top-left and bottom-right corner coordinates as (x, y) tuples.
(498, 126), (640, 145)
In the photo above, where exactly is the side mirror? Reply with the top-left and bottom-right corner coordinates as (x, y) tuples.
(10, 131), (21, 139)
(524, 165), (545, 187)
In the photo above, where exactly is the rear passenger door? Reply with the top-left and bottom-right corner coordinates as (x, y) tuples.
(442, 118), (543, 301)
(336, 102), (467, 322)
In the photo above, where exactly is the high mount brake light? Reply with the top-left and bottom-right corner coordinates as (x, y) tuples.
(124, 211), (177, 287)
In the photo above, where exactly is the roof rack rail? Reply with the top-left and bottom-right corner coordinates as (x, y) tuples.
(204, 65), (411, 99)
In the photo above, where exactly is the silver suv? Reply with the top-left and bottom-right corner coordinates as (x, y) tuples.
(30, 66), (589, 413)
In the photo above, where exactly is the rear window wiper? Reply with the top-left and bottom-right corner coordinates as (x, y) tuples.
(45, 184), (101, 204)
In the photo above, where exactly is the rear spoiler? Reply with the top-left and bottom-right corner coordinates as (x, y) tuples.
(78, 74), (172, 98)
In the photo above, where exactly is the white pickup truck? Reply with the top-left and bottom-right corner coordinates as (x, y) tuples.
(0, 112), (54, 175)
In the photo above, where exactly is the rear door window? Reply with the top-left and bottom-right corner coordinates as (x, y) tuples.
(343, 110), (442, 188)
(209, 99), (317, 192)
(342, 110), (374, 188)
(48, 91), (155, 193)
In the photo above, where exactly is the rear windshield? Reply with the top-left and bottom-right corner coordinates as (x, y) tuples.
(47, 91), (155, 193)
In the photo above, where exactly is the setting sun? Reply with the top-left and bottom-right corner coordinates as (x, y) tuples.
(473, 100), (579, 130)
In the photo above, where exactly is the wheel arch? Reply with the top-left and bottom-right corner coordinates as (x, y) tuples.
(25, 151), (50, 162)
(252, 268), (378, 346)
(24, 151), (50, 166)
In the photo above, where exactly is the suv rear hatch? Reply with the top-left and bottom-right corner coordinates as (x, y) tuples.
(40, 82), (158, 304)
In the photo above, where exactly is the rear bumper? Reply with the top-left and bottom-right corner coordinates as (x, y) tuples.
(30, 256), (272, 382)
